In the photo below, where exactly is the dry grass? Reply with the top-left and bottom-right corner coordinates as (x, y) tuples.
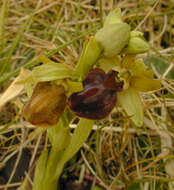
(0, 0), (174, 190)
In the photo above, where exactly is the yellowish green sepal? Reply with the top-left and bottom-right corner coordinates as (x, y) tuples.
(73, 37), (102, 80)
(117, 88), (144, 126)
(130, 76), (161, 92)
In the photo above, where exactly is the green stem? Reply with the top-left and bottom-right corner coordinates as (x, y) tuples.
(33, 117), (94, 190)
(43, 148), (62, 190)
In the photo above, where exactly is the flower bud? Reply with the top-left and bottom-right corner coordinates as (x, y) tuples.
(23, 82), (66, 126)
(95, 23), (130, 57)
(104, 8), (123, 26)
(123, 31), (149, 54)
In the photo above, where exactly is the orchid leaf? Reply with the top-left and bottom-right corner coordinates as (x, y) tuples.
(145, 56), (174, 79)
(54, 119), (94, 179)
(117, 88), (144, 126)
(61, 119), (94, 163)
(33, 149), (48, 190)
(130, 76), (161, 92)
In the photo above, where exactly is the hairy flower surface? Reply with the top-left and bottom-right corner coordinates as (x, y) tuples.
(68, 68), (123, 120)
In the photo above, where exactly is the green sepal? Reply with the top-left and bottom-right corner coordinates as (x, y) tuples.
(18, 62), (72, 84)
(73, 37), (102, 80)
(130, 76), (161, 92)
(117, 88), (144, 126)
(32, 62), (72, 82)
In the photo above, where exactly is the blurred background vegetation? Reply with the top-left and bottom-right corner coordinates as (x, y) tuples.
(0, 0), (174, 190)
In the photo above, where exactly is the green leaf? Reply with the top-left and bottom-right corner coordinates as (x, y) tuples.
(55, 119), (94, 178)
(144, 56), (174, 78)
(33, 149), (48, 190)
(61, 119), (94, 162)
(130, 76), (161, 92)
(117, 88), (144, 126)
(73, 37), (102, 80)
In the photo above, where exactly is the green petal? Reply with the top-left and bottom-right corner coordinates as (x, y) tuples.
(130, 76), (161, 92)
(129, 58), (154, 78)
(18, 56), (72, 83)
(117, 88), (144, 126)
(98, 56), (120, 72)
